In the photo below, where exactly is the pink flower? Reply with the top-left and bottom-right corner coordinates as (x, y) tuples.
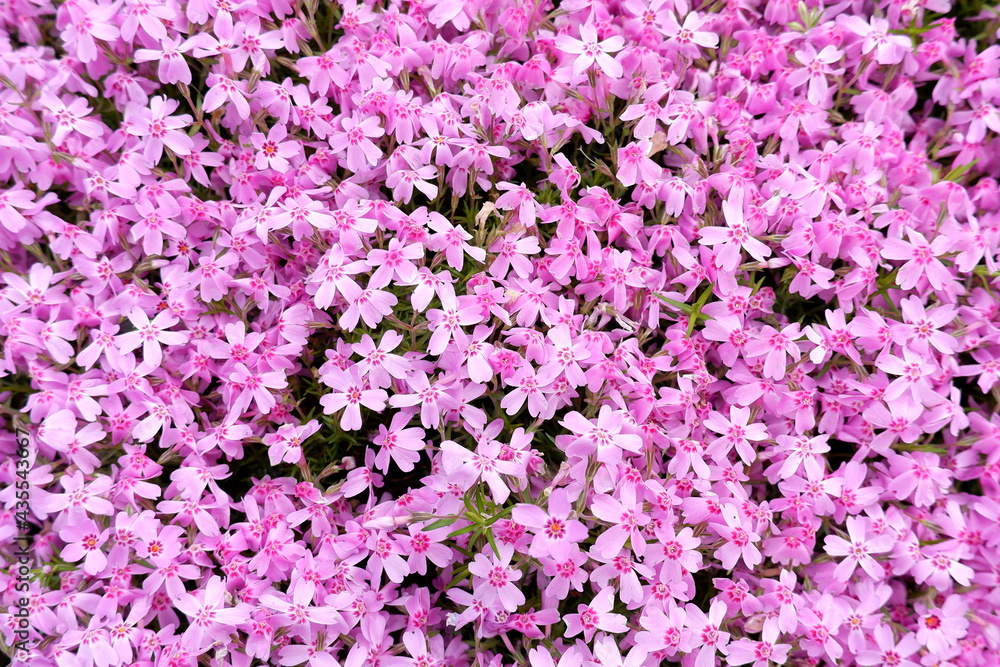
(329, 114), (384, 171)
(320, 365), (388, 430)
(513, 488), (588, 560)
(617, 140), (662, 187)
(259, 584), (344, 641)
(824, 516), (891, 581)
(683, 600), (731, 667)
(564, 590), (628, 641)
(114, 309), (188, 369)
(489, 232), (540, 279)
(386, 163), (438, 203)
(440, 435), (522, 503)
(592, 483), (651, 558)
(875, 348), (942, 406)
(880, 228), (953, 291)
(743, 323), (803, 380)
(174, 576), (252, 652)
(662, 12), (719, 57)
(467, 549), (524, 612)
(911, 546), (975, 589)
(353, 331), (411, 389)
(398, 523), (453, 575)
(863, 400), (924, 453)
(561, 405), (643, 464)
(699, 197), (772, 271)
(340, 288), (398, 331)
(59, 518), (110, 575)
(841, 16), (912, 64)
(202, 74), (251, 119)
(62, 616), (118, 667)
(592, 635), (648, 667)
(61, 2), (120, 63)
(787, 45), (843, 105)
(126, 96), (194, 163)
(500, 364), (553, 418)
(126, 198), (186, 256)
(373, 410), (425, 473)
(555, 23), (625, 78)
(134, 37), (192, 85)
(704, 406), (769, 465)
(855, 625), (920, 667)
(726, 620), (791, 667)
(426, 284), (482, 356)
(40, 93), (105, 144)
(367, 238), (424, 289)
(916, 596), (969, 654)
(887, 452), (952, 508)
(0, 186), (39, 234)
(251, 124), (300, 171)
(495, 183), (539, 229)
(635, 601), (687, 657)
(389, 371), (459, 429)
(712, 503), (762, 570)
(229, 362), (288, 415)
(893, 296), (957, 355)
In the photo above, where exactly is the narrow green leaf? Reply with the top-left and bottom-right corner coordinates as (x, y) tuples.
(687, 284), (715, 337)
(447, 523), (478, 538)
(655, 293), (693, 313)
(423, 516), (458, 531)
(942, 158), (981, 183)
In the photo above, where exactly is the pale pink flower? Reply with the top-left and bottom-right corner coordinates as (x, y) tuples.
(373, 410), (425, 473)
(880, 228), (953, 290)
(824, 516), (891, 581)
(229, 362), (288, 415)
(320, 365), (388, 430)
(555, 24), (625, 78)
(115, 309), (188, 369)
(564, 590), (627, 642)
(704, 406), (769, 465)
(251, 125), (300, 171)
(467, 550), (524, 612)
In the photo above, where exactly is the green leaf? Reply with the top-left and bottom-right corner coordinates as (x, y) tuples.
(423, 516), (459, 531)
(941, 158), (981, 183)
(687, 284), (715, 337)
(484, 505), (514, 526)
(447, 523), (479, 538)
(655, 293), (693, 313)
(484, 527), (500, 556)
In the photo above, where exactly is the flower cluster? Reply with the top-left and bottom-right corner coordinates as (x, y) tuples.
(2, 0), (1000, 666)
